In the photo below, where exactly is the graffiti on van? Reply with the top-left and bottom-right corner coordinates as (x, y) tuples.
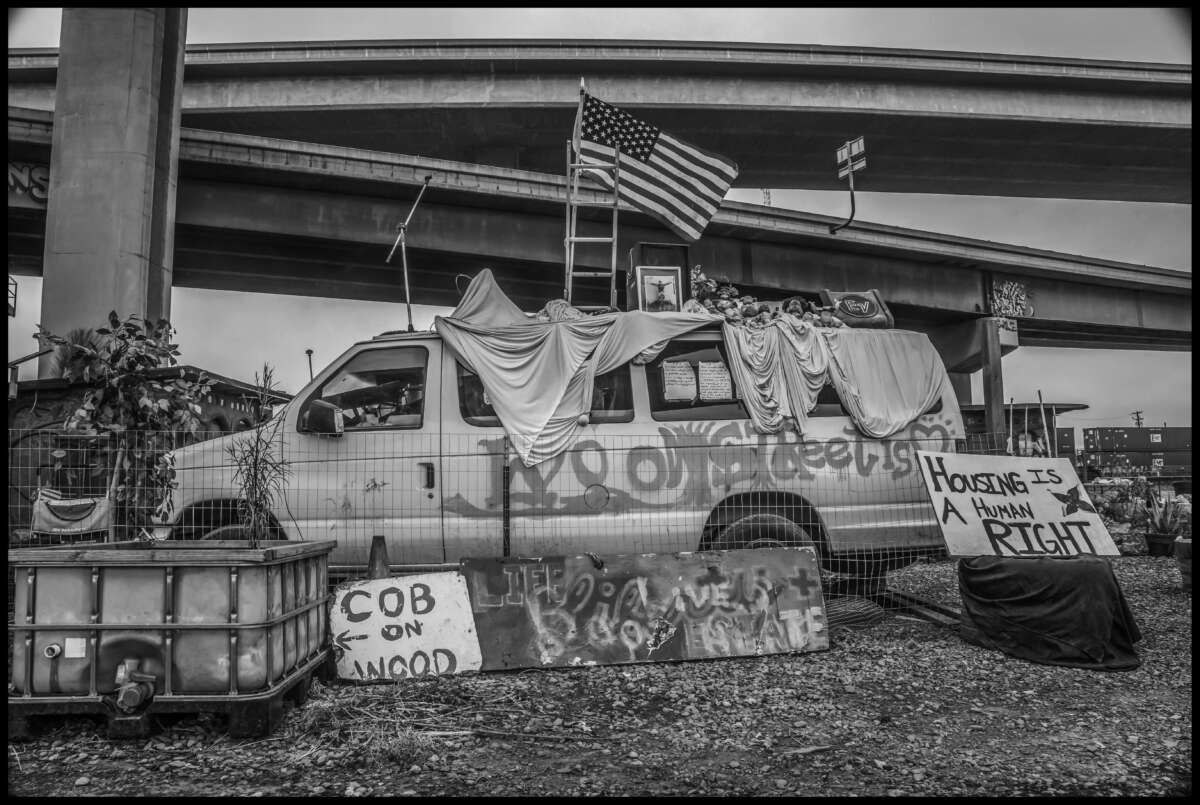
(443, 417), (956, 519)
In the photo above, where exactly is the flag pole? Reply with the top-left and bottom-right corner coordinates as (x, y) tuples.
(386, 174), (433, 333)
(574, 77), (587, 149)
(565, 78), (588, 299)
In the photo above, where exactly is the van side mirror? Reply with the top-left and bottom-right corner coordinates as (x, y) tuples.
(301, 399), (344, 435)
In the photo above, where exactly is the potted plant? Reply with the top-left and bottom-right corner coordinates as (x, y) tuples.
(1143, 492), (1189, 558)
(222, 363), (290, 548)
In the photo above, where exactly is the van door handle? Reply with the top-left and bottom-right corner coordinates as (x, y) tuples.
(419, 462), (435, 489)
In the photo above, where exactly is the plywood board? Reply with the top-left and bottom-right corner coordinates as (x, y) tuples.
(461, 548), (828, 671)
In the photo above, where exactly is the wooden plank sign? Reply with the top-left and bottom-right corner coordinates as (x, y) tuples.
(916, 451), (1119, 557)
(460, 548), (828, 671)
(329, 572), (483, 681)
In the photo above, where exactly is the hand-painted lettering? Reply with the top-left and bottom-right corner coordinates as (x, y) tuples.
(464, 552), (827, 668)
(341, 589), (372, 623)
(446, 420), (955, 521)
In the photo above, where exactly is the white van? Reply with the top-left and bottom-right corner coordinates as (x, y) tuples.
(159, 324), (963, 583)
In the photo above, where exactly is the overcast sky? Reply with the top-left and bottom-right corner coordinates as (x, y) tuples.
(7, 7), (1192, 437)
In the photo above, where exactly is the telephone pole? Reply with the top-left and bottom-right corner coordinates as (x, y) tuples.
(1130, 410), (1144, 427)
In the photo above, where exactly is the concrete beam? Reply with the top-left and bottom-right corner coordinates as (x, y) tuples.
(10, 107), (1191, 348)
(10, 108), (1192, 294)
(928, 317), (1019, 374)
(10, 40), (1190, 201)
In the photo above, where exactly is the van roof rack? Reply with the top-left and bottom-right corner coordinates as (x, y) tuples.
(372, 329), (426, 339)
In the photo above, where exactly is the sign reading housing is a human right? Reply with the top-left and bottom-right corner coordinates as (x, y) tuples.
(915, 451), (1118, 557)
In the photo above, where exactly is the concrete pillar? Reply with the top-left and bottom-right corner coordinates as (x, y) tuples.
(38, 8), (187, 377)
(947, 372), (972, 407)
(980, 318), (1005, 442)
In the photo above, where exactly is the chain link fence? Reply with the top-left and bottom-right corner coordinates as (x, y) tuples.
(13, 426), (1164, 627)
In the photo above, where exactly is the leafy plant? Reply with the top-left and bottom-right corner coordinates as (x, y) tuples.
(1145, 493), (1191, 537)
(35, 311), (213, 537)
(225, 363), (290, 548)
(47, 327), (107, 380)
(1096, 478), (1153, 525)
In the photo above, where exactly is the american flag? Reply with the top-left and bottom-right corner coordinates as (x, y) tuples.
(573, 92), (738, 242)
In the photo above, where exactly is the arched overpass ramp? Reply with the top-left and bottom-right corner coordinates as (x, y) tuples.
(10, 106), (1189, 353)
(7, 40), (1191, 201)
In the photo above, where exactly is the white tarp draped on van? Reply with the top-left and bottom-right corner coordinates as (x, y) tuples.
(722, 315), (954, 439)
(722, 318), (829, 434)
(435, 270), (714, 466)
(822, 327), (954, 438)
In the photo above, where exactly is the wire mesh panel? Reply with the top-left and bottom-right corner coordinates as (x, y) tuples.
(8, 428), (232, 548)
(14, 420), (1171, 623)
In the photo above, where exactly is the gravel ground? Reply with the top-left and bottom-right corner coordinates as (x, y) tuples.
(7, 556), (1191, 797)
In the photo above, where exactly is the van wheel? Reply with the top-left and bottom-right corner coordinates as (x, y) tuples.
(201, 523), (251, 540)
(200, 524), (285, 541)
(712, 513), (818, 554)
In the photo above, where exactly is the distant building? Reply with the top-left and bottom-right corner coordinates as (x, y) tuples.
(959, 401), (1088, 458)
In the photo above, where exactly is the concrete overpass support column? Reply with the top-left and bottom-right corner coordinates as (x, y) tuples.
(948, 372), (972, 407)
(38, 8), (187, 377)
(980, 318), (1005, 444)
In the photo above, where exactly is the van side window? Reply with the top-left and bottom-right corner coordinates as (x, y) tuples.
(457, 362), (634, 426)
(314, 346), (427, 430)
(647, 340), (748, 421)
(810, 383), (848, 418)
(810, 386), (941, 417)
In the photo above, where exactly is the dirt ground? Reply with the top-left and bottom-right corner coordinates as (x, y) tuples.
(7, 557), (1192, 797)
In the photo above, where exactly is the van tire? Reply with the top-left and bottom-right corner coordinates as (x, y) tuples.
(712, 513), (817, 554)
(201, 523), (250, 540)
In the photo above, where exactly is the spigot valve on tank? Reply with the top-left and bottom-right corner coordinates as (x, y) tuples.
(114, 658), (157, 713)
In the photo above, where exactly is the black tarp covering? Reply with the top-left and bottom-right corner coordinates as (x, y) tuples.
(957, 555), (1142, 671)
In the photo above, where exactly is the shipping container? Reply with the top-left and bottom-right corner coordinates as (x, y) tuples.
(1162, 427), (1192, 451)
(1085, 451), (1191, 472)
(1055, 428), (1076, 454)
(1082, 427), (1191, 453)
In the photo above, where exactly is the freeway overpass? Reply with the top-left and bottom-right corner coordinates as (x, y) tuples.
(9, 106), (1190, 355)
(7, 39), (1191, 202)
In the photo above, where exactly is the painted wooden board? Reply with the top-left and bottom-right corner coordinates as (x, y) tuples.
(329, 572), (482, 681)
(461, 548), (828, 671)
(916, 451), (1118, 557)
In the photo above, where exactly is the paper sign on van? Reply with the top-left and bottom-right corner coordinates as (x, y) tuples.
(915, 451), (1118, 557)
(697, 361), (733, 401)
(662, 361), (697, 402)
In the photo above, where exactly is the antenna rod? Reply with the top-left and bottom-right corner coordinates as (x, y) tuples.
(387, 174), (434, 332)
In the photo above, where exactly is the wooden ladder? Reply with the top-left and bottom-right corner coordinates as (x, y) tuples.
(563, 140), (620, 310)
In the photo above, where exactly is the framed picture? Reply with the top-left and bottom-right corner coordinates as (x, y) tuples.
(634, 265), (683, 313)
